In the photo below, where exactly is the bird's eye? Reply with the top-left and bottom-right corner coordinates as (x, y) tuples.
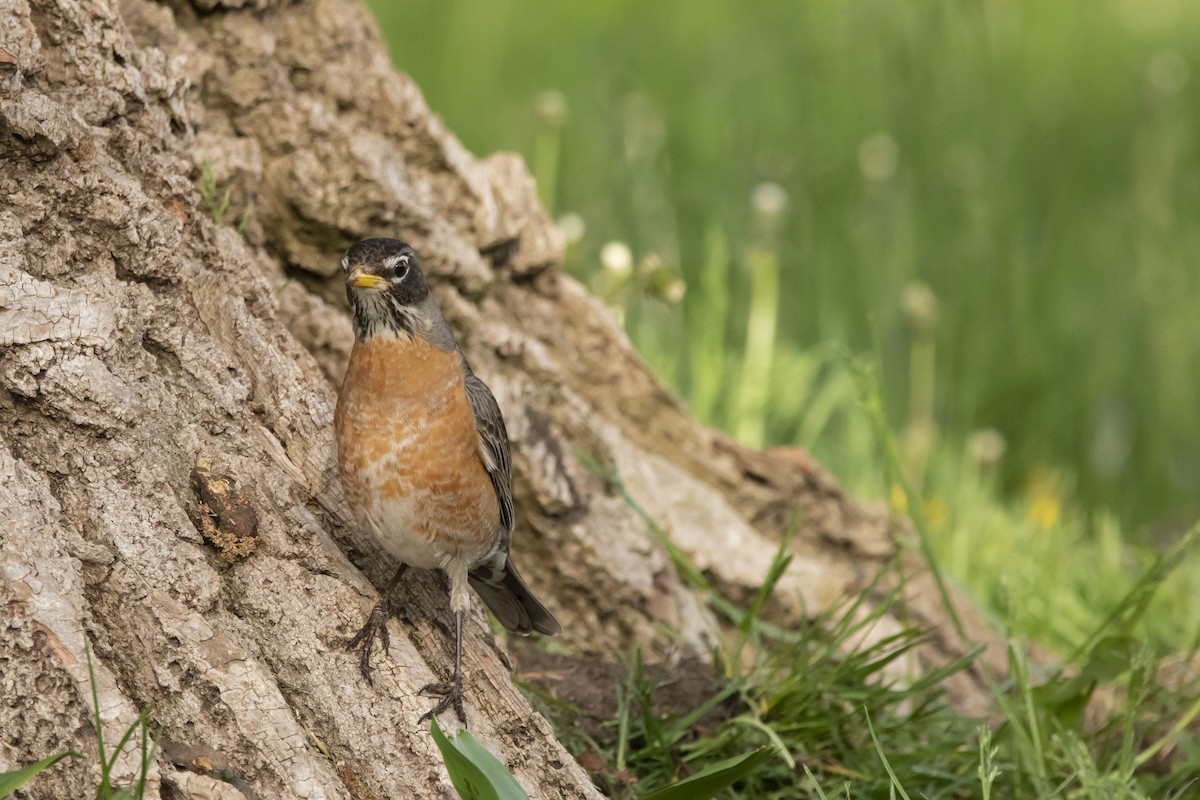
(389, 255), (410, 280)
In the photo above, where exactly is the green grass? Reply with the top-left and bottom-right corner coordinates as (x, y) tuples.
(538, 450), (1199, 798)
(519, 459), (1200, 798)
(360, 5), (1200, 796)
(367, 0), (1200, 532)
(196, 158), (250, 232)
(3, 632), (160, 798)
(196, 159), (232, 226)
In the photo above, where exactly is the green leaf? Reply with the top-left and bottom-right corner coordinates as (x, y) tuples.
(444, 730), (532, 800)
(1080, 635), (1140, 682)
(1030, 636), (1144, 734)
(0, 751), (80, 797)
(637, 746), (774, 800)
(429, 718), (530, 800)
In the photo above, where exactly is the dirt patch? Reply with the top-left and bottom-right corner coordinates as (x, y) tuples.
(511, 641), (735, 793)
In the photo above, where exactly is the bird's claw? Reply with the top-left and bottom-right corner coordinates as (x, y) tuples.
(347, 602), (391, 684)
(418, 678), (466, 725)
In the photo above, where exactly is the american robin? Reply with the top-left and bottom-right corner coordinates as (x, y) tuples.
(334, 237), (560, 724)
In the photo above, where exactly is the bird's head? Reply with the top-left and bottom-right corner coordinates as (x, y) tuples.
(342, 238), (440, 342)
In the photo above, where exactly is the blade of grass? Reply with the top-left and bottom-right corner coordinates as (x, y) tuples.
(0, 752), (81, 796)
(661, 683), (739, 746)
(846, 350), (965, 641)
(726, 715), (794, 769)
(82, 630), (163, 800)
(615, 651), (636, 773)
(800, 763), (831, 799)
(1134, 688), (1200, 770)
(977, 725), (999, 800)
(637, 746), (773, 800)
(1069, 518), (1200, 663)
(864, 707), (912, 800)
(83, 631), (114, 795)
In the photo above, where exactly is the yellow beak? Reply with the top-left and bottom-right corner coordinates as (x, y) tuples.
(347, 267), (389, 290)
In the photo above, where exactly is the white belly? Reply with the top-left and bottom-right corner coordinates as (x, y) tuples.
(352, 489), (496, 571)
(355, 500), (444, 571)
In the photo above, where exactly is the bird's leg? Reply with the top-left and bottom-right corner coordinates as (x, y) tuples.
(347, 564), (408, 684)
(418, 609), (466, 725)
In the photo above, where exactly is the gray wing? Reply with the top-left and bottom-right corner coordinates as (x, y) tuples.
(462, 358), (561, 636)
(462, 359), (515, 545)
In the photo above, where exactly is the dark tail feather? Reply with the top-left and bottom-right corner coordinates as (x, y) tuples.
(469, 560), (561, 636)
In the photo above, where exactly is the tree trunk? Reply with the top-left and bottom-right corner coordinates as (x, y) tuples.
(0, 1), (998, 798)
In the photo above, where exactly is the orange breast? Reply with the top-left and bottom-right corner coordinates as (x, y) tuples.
(335, 335), (500, 567)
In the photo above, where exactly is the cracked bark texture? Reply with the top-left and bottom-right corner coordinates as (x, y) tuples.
(0, 0), (1001, 798)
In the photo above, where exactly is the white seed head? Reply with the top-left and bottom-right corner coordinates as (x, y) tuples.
(859, 132), (899, 182)
(662, 278), (686, 304)
(751, 182), (789, 220)
(536, 90), (568, 127)
(968, 428), (1007, 467)
(601, 241), (633, 278)
(557, 212), (586, 244)
(1148, 49), (1189, 96)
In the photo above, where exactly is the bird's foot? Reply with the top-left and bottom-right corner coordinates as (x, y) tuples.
(418, 676), (466, 725)
(346, 601), (391, 684)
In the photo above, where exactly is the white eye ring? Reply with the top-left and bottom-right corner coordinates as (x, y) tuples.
(386, 254), (410, 277)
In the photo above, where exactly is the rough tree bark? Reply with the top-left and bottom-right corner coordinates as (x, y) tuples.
(0, 1), (999, 798)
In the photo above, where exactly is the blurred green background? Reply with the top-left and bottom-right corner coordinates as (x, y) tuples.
(366, 0), (1200, 537)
